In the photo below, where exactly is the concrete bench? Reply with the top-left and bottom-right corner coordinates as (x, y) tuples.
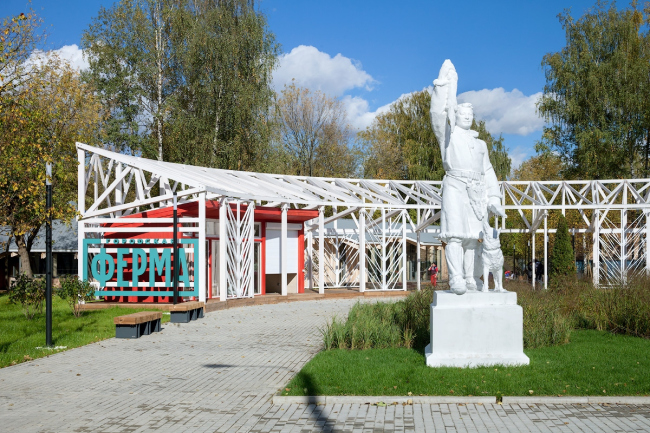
(170, 301), (204, 323)
(114, 311), (162, 339)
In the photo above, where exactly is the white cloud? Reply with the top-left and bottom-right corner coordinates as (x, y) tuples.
(508, 145), (531, 170)
(457, 88), (544, 136)
(26, 44), (88, 71)
(273, 45), (374, 96)
(52, 44), (88, 70)
(342, 95), (392, 131)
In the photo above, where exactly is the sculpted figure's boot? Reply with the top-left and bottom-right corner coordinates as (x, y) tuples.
(445, 239), (466, 295)
(463, 240), (478, 292)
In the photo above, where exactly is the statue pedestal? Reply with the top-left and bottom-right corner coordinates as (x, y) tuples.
(425, 290), (529, 368)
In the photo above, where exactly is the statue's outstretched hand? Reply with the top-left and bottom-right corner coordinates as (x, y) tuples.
(433, 78), (448, 87)
(487, 198), (507, 218)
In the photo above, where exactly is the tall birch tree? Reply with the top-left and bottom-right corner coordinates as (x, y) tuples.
(82, 0), (278, 170)
(82, 0), (177, 160)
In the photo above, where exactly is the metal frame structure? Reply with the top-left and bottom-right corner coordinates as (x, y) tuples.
(224, 201), (255, 299)
(77, 143), (650, 300)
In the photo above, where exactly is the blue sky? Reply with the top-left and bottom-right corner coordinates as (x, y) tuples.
(2, 0), (629, 167)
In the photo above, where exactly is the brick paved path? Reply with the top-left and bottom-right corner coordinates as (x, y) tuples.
(1, 298), (649, 432)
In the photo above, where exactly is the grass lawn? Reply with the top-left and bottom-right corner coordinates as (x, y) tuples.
(283, 330), (650, 397)
(0, 294), (170, 368)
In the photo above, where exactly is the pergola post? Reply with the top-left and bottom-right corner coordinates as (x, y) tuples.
(621, 208), (627, 284)
(115, 163), (122, 216)
(416, 232), (421, 291)
(381, 207), (386, 290)
(359, 209), (366, 292)
(77, 148), (85, 279)
(646, 211), (650, 275)
(593, 210), (600, 287)
(333, 207), (339, 287)
(219, 198), (227, 301)
(307, 225), (313, 291)
(532, 229), (536, 289)
(622, 183), (628, 284)
(281, 204), (288, 296)
(544, 214), (548, 290)
(402, 210), (407, 291)
(318, 207), (325, 294)
(198, 192), (206, 302)
(416, 209), (421, 291)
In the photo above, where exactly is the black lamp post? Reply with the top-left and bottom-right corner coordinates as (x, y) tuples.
(513, 244), (516, 278)
(45, 162), (53, 347)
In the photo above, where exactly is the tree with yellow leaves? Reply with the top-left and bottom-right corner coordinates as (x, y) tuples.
(0, 12), (103, 278)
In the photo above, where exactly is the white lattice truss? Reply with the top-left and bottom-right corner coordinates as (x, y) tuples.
(364, 208), (407, 291)
(77, 143), (650, 298)
(225, 202), (254, 298)
(318, 226), (360, 289)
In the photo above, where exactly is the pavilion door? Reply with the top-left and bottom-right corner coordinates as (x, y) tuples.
(254, 242), (262, 295)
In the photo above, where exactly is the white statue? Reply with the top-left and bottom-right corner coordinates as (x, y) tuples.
(481, 218), (506, 292)
(430, 60), (506, 295)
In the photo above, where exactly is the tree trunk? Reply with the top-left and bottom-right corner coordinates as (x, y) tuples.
(14, 235), (33, 278)
(3, 235), (11, 288)
(155, 0), (164, 162)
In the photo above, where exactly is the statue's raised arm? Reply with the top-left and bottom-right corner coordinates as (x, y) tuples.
(430, 60), (458, 162)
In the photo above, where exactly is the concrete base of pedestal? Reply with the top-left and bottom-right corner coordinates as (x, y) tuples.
(425, 290), (529, 368)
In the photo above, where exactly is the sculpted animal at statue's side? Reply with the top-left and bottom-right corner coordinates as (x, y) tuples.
(480, 218), (506, 292)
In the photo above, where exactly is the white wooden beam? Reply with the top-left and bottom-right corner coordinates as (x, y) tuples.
(281, 204), (288, 296)
(319, 207), (325, 294)
(219, 199), (227, 301)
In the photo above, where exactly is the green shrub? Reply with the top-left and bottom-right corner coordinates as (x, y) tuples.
(57, 276), (95, 317)
(320, 288), (433, 351)
(577, 279), (650, 338)
(8, 274), (45, 320)
(550, 215), (576, 278)
(514, 276), (650, 344)
(517, 289), (573, 348)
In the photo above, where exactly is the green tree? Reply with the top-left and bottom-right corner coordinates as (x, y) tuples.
(165, 0), (279, 171)
(82, 0), (279, 170)
(512, 152), (564, 181)
(537, 1), (650, 179)
(359, 90), (443, 181)
(550, 214), (576, 277)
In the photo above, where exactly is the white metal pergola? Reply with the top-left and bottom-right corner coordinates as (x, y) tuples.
(77, 142), (650, 301)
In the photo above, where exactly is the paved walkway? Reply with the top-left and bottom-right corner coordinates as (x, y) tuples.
(0, 298), (648, 432)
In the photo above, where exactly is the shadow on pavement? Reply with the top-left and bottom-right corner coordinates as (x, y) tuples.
(298, 372), (339, 432)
